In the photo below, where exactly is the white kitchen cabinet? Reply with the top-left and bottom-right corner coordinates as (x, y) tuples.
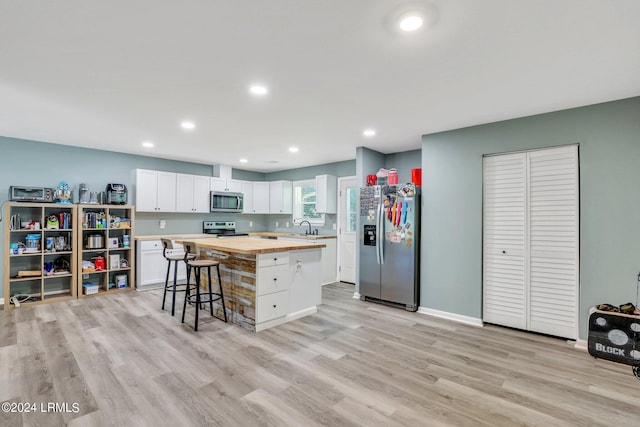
(269, 180), (292, 214)
(252, 182), (270, 214)
(211, 177), (242, 193)
(241, 181), (254, 213)
(288, 249), (322, 313)
(176, 174), (210, 213)
(278, 237), (336, 285)
(136, 240), (187, 290)
(315, 174), (337, 214)
(320, 238), (337, 285)
(135, 169), (177, 212)
(255, 252), (290, 324)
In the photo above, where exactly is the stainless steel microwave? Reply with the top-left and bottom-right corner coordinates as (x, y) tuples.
(210, 191), (243, 212)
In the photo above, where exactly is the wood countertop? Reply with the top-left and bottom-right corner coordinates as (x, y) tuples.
(249, 232), (337, 240)
(137, 232), (337, 242)
(135, 233), (214, 242)
(184, 237), (325, 255)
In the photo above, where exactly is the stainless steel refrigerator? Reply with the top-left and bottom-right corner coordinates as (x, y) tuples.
(359, 184), (420, 311)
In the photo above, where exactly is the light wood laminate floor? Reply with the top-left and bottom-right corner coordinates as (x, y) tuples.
(1, 283), (640, 426)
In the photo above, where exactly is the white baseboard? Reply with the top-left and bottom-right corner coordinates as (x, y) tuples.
(418, 307), (484, 327)
(353, 292), (360, 299)
(573, 339), (588, 351)
(287, 306), (317, 322)
(256, 306), (318, 332)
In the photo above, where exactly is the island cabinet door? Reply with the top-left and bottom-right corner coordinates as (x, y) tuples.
(256, 291), (289, 323)
(289, 249), (322, 313)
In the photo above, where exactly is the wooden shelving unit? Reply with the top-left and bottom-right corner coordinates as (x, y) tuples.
(76, 204), (135, 297)
(3, 202), (77, 309)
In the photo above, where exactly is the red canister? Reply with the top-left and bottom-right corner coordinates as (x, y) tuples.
(93, 257), (105, 271)
(388, 169), (398, 185)
(411, 168), (422, 186)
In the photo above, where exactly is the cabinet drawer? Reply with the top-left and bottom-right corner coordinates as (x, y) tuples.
(257, 252), (289, 267)
(256, 290), (289, 323)
(257, 264), (289, 296)
(140, 240), (162, 251)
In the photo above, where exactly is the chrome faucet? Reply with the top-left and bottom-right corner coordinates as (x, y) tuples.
(299, 220), (312, 235)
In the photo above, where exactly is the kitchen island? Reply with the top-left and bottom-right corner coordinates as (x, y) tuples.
(185, 237), (325, 332)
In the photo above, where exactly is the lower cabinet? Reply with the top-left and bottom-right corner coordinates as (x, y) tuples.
(254, 249), (321, 329)
(319, 239), (337, 285)
(288, 249), (321, 313)
(256, 290), (290, 323)
(136, 240), (187, 290)
(255, 252), (290, 324)
(277, 237), (337, 285)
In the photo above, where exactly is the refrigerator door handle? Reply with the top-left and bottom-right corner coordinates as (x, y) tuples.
(375, 203), (380, 264)
(378, 202), (384, 265)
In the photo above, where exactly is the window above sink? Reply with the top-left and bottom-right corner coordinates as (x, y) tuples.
(292, 179), (325, 226)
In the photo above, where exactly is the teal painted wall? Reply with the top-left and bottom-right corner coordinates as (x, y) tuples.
(265, 160), (355, 182)
(421, 96), (640, 339)
(384, 149), (421, 184)
(264, 159), (356, 235)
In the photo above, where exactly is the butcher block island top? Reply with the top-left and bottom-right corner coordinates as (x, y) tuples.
(249, 231), (337, 240)
(188, 237), (324, 332)
(186, 237), (325, 254)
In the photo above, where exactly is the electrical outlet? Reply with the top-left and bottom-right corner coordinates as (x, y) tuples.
(286, 221), (289, 228)
(159, 220), (166, 229)
(249, 221), (253, 227)
(332, 223), (337, 230)
(276, 221), (279, 228)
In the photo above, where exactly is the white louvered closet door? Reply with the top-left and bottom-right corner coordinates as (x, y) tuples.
(528, 146), (579, 339)
(483, 146), (579, 340)
(483, 153), (527, 330)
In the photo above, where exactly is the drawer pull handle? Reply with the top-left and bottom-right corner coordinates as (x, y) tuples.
(273, 278), (277, 281)
(273, 304), (277, 308)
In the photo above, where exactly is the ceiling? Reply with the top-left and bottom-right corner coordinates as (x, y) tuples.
(1, 1), (639, 172)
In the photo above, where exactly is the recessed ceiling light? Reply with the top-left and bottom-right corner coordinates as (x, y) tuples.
(239, 158), (248, 163)
(249, 85), (268, 95)
(363, 129), (376, 137)
(399, 15), (423, 32)
(181, 121), (196, 130)
(142, 141), (154, 148)
(288, 146), (299, 153)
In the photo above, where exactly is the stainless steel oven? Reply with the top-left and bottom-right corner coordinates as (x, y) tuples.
(210, 191), (243, 212)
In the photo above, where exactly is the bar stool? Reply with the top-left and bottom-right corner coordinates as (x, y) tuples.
(161, 238), (196, 316)
(181, 241), (227, 331)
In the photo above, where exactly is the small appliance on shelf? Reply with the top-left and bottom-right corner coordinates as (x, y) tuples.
(54, 181), (73, 204)
(106, 183), (127, 205)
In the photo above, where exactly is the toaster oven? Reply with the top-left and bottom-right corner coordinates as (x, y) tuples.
(9, 186), (54, 203)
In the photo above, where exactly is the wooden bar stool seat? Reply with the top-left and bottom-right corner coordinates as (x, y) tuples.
(181, 241), (227, 331)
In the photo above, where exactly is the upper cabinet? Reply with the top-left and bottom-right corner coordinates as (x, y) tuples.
(242, 181), (254, 214)
(252, 182), (270, 214)
(136, 169), (177, 212)
(176, 174), (210, 213)
(315, 174), (337, 214)
(269, 181), (292, 214)
(211, 177), (242, 193)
